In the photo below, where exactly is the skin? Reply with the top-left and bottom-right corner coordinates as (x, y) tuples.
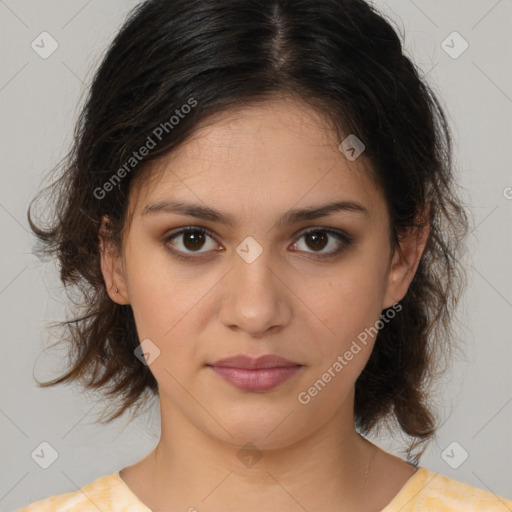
(100, 95), (428, 512)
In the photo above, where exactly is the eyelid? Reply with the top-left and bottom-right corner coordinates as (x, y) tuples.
(163, 225), (353, 260)
(163, 226), (221, 260)
(292, 227), (353, 260)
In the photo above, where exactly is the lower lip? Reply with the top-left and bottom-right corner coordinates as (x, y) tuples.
(208, 365), (303, 392)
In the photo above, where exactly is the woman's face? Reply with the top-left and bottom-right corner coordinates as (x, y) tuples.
(102, 96), (421, 450)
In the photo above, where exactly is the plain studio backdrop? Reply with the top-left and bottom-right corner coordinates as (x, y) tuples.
(0, 0), (511, 509)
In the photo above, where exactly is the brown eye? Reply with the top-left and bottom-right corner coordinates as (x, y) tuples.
(181, 230), (207, 251)
(304, 231), (329, 251)
(291, 228), (353, 259)
(164, 226), (353, 262)
(165, 227), (218, 255)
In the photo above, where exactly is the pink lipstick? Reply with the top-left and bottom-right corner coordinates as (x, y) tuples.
(207, 354), (303, 392)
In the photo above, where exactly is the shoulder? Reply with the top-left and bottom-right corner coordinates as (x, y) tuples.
(385, 467), (512, 512)
(15, 473), (123, 512)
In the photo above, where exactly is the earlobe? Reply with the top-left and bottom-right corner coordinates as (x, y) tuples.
(383, 221), (430, 309)
(99, 216), (130, 305)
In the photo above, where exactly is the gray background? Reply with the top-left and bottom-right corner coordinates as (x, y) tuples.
(1, 0), (511, 509)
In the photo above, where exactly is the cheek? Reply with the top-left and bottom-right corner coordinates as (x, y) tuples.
(317, 264), (387, 337)
(123, 248), (200, 346)
(302, 255), (389, 384)
(295, 272), (384, 408)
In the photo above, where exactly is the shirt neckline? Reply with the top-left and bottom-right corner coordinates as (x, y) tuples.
(114, 466), (429, 511)
(115, 471), (153, 511)
(380, 467), (432, 511)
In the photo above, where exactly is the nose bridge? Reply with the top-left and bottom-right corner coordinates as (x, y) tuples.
(220, 235), (289, 335)
(235, 236), (276, 291)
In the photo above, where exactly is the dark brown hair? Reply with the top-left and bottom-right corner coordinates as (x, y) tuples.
(29, 0), (468, 464)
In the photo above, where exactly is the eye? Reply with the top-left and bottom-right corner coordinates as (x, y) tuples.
(163, 226), (353, 261)
(164, 227), (219, 260)
(290, 228), (353, 259)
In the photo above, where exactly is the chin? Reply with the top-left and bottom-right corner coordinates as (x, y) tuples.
(207, 410), (308, 451)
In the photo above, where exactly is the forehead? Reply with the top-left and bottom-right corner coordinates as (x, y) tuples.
(128, 96), (384, 220)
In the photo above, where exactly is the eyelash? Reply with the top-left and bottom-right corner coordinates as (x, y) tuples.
(163, 226), (353, 262)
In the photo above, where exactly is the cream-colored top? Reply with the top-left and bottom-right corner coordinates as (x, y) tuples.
(16, 467), (512, 511)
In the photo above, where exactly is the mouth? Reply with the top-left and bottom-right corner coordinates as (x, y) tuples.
(206, 354), (304, 392)
(207, 365), (303, 392)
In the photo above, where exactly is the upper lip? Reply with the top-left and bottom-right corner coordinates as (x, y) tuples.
(209, 354), (301, 369)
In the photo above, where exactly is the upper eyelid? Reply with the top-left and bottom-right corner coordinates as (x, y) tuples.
(165, 225), (349, 246)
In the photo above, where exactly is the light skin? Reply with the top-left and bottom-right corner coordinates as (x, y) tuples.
(100, 95), (429, 512)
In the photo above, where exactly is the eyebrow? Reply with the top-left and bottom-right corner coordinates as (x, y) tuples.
(142, 199), (369, 226)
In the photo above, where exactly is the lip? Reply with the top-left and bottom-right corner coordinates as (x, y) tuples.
(210, 354), (301, 369)
(207, 354), (303, 392)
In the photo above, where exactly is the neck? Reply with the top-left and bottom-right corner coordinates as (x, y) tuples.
(138, 391), (377, 511)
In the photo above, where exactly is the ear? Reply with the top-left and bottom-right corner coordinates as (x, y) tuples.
(383, 218), (430, 309)
(99, 215), (130, 305)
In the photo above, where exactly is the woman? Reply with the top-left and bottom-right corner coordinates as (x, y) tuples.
(18, 0), (512, 510)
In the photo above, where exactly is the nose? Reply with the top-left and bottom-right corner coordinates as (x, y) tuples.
(218, 243), (292, 338)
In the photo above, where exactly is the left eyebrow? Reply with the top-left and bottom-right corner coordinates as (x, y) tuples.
(142, 199), (369, 227)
